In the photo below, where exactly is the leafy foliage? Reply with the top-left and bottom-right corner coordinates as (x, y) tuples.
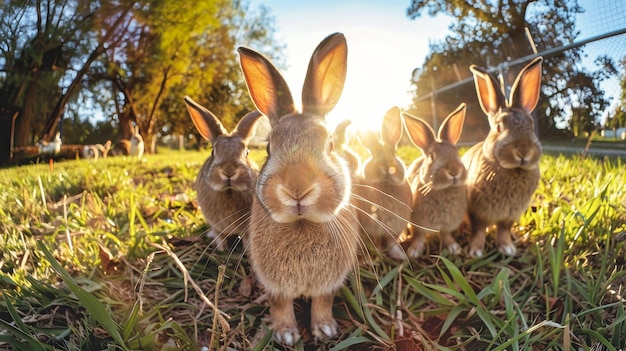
(406, 0), (617, 140)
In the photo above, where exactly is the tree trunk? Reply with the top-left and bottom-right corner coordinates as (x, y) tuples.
(41, 43), (106, 142)
(14, 75), (40, 146)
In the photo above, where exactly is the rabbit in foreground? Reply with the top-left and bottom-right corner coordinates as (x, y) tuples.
(238, 33), (359, 345)
(129, 124), (144, 159)
(184, 96), (263, 251)
(352, 106), (412, 260)
(463, 57), (543, 257)
(403, 103), (468, 258)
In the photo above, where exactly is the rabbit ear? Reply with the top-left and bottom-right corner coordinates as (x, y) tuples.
(233, 110), (264, 142)
(238, 47), (296, 125)
(301, 33), (348, 118)
(509, 57), (543, 113)
(402, 111), (436, 153)
(470, 65), (506, 116)
(381, 106), (402, 150)
(359, 129), (380, 151)
(333, 119), (352, 145)
(184, 96), (227, 142)
(438, 103), (466, 145)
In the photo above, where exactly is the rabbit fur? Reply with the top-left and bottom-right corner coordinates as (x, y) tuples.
(403, 103), (468, 257)
(352, 106), (413, 261)
(129, 124), (144, 159)
(462, 57), (543, 257)
(184, 96), (263, 251)
(238, 32), (359, 345)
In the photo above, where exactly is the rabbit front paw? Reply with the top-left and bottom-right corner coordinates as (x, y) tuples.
(387, 243), (407, 261)
(446, 241), (461, 255)
(498, 243), (517, 256)
(407, 238), (426, 258)
(469, 246), (484, 258)
(311, 319), (338, 340)
(273, 327), (300, 346)
(207, 228), (227, 251)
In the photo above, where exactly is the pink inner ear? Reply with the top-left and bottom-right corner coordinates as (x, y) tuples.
(301, 33), (347, 118)
(238, 47), (295, 125)
(471, 66), (506, 115)
(510, 57), (543, 112)
(402, 112), (436, 152)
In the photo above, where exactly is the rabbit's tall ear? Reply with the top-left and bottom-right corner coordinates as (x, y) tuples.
(438, 103), (466, 145)
(184, 96), (226, 142)
(302, 33), (348, 118)
(358, 129), (380, 151)
(237, 47), (296, 126)
(470, 65), (506, 115)
(402, 112), (436, 153)
(381, 106), (402, 150)
(510, 57), (543, 113)
(333, 119), (352, 145)
(233, 111), (264, 142)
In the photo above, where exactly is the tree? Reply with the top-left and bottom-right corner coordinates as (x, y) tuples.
(93, 0), (284, 152)
(605, 56), (626, 130)
(406, 0), (614, 140)
(0, 0), (93, 146)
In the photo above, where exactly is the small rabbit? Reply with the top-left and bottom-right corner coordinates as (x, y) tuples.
(332, 119), (361, 174)
(463, 57), (543, 257)
(129, 124), (144, 159)
(238, 32), (359, 345)
(83, 140), (112, 160)
(352, 106), (412, 260)
(109, 140), (130, 156)
(38, 132), (62, 155)
(184, 96), (264, 251)
(403, 103), (468, 258)
(95, 140), (112, 158)
(82, 145), (100, 160)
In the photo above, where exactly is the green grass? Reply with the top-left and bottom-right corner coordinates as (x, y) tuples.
(0, 148), (625, 350)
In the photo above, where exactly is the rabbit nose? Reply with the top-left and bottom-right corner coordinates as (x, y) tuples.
(221, 168), (238, 182)
(514, 142), (532, 160)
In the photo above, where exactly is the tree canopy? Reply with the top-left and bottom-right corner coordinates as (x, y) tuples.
(406, 0), (618, 140)
(0, 0), (283, 156)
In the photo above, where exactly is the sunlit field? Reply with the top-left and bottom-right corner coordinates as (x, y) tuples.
(0, 147), (625, 350)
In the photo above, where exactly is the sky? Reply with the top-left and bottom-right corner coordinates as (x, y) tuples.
(245, 0), (624, 130)
(246, 0), (452, 131)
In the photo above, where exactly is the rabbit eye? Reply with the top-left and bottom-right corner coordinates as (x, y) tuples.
(496, 123), (503, 133)
(428, 153), (435, 162)
(265, 142), (271, 156)
(245, 149), (249, 157)
(211, 148), (215, 156)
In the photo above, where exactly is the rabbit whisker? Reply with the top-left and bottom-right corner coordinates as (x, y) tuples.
(348, 202), (411, 268)
(416, 182), (433, 196)
(352, 183), (413, 211)
(333, 210), (372, 299)
(350, 193), (436, 233)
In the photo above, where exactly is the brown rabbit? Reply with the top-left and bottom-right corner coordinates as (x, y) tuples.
(463, 57), (543, 257)
(238, 33), (359, 345)
(352, 106), (412, 260)
(184, 96), (263, 251)
(403, 103), (468, 257)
